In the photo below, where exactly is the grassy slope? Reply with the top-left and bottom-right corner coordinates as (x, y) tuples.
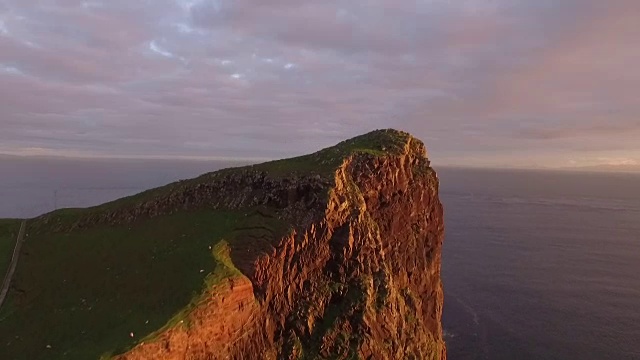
(0, 210), (247, 360)
(0, 219), (21, 283)
(0, 129), (413, 360)
(250, 128), (410, 177)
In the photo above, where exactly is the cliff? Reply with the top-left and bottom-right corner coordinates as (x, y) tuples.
(0, 129), (445, 360)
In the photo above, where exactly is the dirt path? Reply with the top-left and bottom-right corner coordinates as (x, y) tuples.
(0, 220), (26, 309)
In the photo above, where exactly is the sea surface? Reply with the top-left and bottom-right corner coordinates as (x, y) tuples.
(1, 158), (639, 359)
(438, 167), (640, 360)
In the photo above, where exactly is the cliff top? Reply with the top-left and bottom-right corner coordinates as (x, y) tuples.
(249, 128), (423, 177)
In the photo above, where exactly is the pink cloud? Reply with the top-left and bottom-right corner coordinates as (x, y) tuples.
(0, 0), (639, 166)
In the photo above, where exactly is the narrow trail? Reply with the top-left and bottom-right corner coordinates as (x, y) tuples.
(0, 220), (26, 309)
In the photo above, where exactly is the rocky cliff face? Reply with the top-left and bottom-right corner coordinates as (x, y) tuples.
(116, 130), (446, 360)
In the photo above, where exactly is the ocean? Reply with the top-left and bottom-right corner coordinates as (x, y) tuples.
(1, 159), (639, 359)
(438, 167), (640, 360)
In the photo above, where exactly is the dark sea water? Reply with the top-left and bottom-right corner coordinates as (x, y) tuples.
(1, 159), (639, 359)
(438, 167), (640, 360)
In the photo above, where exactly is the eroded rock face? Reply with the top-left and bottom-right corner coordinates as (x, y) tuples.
(118, 136), (446, 360)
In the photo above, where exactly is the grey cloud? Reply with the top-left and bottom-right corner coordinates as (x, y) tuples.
(0, 0), (638, 166)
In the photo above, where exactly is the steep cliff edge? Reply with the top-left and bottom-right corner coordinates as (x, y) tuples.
(0, 129), (445, 360)
(116, 129), (446, 360)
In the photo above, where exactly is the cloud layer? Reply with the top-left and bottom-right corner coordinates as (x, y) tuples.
(1, 0), (638, 167)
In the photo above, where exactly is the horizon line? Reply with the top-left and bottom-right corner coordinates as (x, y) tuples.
(2, 153), (640, 174)
(0, 152), (272, 163)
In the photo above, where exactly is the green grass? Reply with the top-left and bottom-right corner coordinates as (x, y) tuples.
(128, 240), (244, 352)
(0, 219), (22, 282)
(0, 210), (248, 360)
(250, 129), (412, 178)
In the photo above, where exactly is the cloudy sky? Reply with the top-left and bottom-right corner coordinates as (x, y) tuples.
(0, 0), (638, 168)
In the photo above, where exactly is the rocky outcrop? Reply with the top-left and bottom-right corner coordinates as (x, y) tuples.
(116, 130), (446, 360)
(35, 170), (332, 233)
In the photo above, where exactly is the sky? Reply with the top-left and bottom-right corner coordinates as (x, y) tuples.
(0, 0), (639, 168)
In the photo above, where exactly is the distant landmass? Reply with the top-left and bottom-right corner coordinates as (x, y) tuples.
(560, 164), (640, 173)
